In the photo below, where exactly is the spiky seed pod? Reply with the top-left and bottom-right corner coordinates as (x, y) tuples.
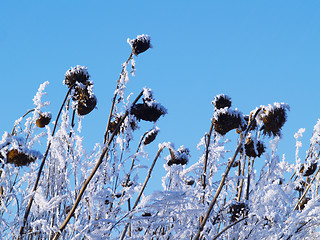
(143, 128), (160, 145)
(260, 103), (289, 137)
(245, 138), (265, 158)
(77, 95), (97, 116)
(7, 149), (36, 167)
(64, 65), (90, 88)
(167, 146), (190, 166)
(300, 162), (317, 177)
(71, 81), (94, 101)
(212, 94), (232, 110)
(228, 202), (248, 222)
(131, 102), (167, 122)
(36, 112), (52, 128)
(129, 34), (151, 56)
(213, 108), (246, 136)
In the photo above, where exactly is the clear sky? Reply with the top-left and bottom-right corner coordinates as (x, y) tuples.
(1, 1), (320, 185)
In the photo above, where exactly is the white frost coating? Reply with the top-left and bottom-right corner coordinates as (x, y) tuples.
(127, 34), (151, 47)
(143, 87), (153, 100)
(32, 81), (50, 109)
(64, 65), (89, 81)
(145, 127), (160, 139)
(213, 107), (246, 127)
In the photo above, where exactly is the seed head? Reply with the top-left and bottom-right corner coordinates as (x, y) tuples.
(143, 127), (160, 145)
(260, 103), (289, 137)
(244, 138), (265, 158)
(212, 94), (232, 110)
(64, 65), (90, 88)
(7, 149), (36, 167)
(77, 95), (97, 116)
(300, 162), (317, 177)
(36, 112), (52, 128)
(228, 202), (248, 222)
(131, 100), (167, 122)
(128, 34), (152, 56)
(213, 108), (246, 135)
(167, 146), (190, 166)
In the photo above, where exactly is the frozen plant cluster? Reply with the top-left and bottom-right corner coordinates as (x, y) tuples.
(1, 35), (320, 240)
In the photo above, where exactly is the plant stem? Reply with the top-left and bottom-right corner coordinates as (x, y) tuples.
(237, 156), (246, 202)
(17, 87), (73, 239)
(52, 90), (143, 240)
(103, 51), (134, 145)
(201, 119), (215, 190)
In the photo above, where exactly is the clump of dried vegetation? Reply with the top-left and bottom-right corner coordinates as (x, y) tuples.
(1, 34), (320, 240)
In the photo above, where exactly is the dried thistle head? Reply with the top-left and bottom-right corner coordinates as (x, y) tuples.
(36, 112), (52, 128)
(64, 65), (90, 88)
(244, 138), (265, 158)
(213, 108), (246, 135)
(143, 127), (160, 145)
(212, 94), (232, 110)
(260, 103), (289, 137)
(128, 34), (152, 56)
(167, 146), (190, 166)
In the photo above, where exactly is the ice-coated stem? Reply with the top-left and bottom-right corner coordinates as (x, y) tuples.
(103, 50), (134, 145)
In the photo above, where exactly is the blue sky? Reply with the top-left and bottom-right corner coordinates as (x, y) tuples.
(1, 1), (320, 183)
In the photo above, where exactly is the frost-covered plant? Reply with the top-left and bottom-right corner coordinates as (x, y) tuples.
(1, 34), (320, 240)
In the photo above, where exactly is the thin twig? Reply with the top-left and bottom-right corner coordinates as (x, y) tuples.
(212, 216), (249, 240)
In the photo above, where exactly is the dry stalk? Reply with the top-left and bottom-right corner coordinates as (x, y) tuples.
(201, 119), (215, 190)
(237, 156), (246, 202)
(18, 86), (74, 239)
(103, 50), (134, 145)
(52, 90), (143, 240)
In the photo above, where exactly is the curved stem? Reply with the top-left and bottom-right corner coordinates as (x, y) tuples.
(17, 87), (73, 239)
(11, 109), (35, 135)
(103, 50), (134, 145)
(212, 216), (248, 240)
